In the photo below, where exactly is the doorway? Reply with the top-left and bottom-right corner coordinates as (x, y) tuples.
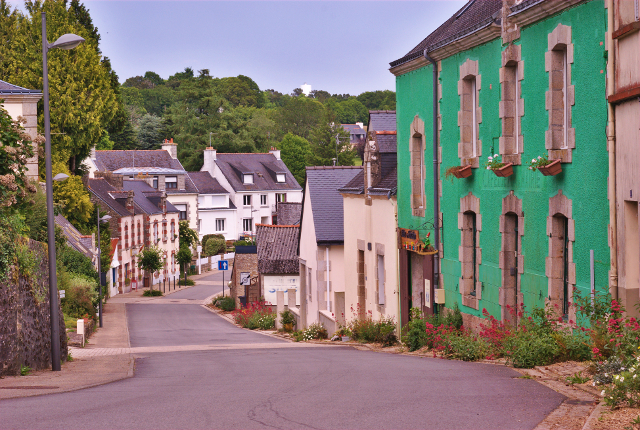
(501, 212), (519, 325)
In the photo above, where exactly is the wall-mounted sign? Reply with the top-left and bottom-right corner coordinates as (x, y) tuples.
(240, 272), (251, 286)
(399, 228), (420, 250)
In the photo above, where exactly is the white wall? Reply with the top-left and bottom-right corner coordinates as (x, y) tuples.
(299, 181), (319, 327)
(198, 208), (237, 241)
(263, 275), (300, 306)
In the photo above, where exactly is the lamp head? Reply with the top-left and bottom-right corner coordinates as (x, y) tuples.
(100, 215), (112, 223)
(50, 34), (85, 50)
(53, 173), (69, 182)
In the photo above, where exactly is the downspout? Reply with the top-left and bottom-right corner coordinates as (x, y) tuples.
(424, 50), (441, 314)
(607, 0), (618, 300)
(326, 245), (330, 312)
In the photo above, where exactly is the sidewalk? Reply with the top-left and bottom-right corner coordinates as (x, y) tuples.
(0, 302), (133, 400)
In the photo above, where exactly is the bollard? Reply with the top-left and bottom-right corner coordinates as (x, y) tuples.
(77, 319), (85, 346)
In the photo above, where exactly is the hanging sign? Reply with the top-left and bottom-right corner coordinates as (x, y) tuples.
(399, 228), (420, 251)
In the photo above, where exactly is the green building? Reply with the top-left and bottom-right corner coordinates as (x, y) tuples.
(390, 0), (609, 328)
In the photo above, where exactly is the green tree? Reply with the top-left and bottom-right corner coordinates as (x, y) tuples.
(273, 96), (325, 141)
(137, 245), (163, 290)
(144, 71), (164, 86)
(52, 162), (93, 224)
(308, 110), (355, 166)
(356, 90), (396, 111)
(178, 220), (198, 250)
(176, 246), (192, 285)
(136, 113), (163, 149)
(278, 133), (311, 185)
(328, 97), (368, 125)
(2, 0), (119, 173)
(96, 130), (114, 150)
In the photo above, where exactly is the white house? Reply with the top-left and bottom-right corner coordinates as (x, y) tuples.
(201, 147), (303, 239)
(188, 171), (237, 241)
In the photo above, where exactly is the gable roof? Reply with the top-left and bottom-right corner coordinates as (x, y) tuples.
(276, 202), (302, 226)
(121, 180), (178, 215)
(390, 0), (502, 68)
(338, 166), (398, 197)
(368, 111), (396, 133)
(187, 171), (228, 194)
(0, 80), (41, 94)
(94, 150), (198, 194)
(256, 224), (300, 274)
(215, 153), (302, 192)
(304, 166), (361, 244)
(54, 214), (97, 261)
(88, 178), (131, 216)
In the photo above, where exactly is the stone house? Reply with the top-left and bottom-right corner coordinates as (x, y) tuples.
(256, 224), (300, 307)
(0, 80), (41, 181)
(84, 139), (199, 233)
(87, 174), (180, 292)
(201, 147), (303, 239)
(298, 166), (361, 331)
(339, 111), (399, 329)
(390, 0), (609, 328)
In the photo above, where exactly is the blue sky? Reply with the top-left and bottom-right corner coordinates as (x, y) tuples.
(11, 1), (466, 95)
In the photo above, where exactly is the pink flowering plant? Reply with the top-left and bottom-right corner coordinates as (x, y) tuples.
(484, 153), (506, 170)
(527, 154), (552, 171)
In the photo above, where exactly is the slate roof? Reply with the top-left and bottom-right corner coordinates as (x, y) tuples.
(390, 0), (502, 68)
(214, 153), (302, 192)
(368, 111), (396, 133)
(304, 166), (361, 244)
(187, 171), (228, 194)
(88, 178), (131, 216)
(338, 167), (398, 197)
(377, 134), (397, 154)
(276, 202), (302, 226)
(121, 180), (178, 215)
(54, 214), (97, 261)
(93, 150), (198, 194)
(0, 80), (41, 94)
(256, 224), (300, 274)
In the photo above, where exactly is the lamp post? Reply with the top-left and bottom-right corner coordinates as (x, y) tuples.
(96, 213), (111, 328)
(42, 12), (85, 371)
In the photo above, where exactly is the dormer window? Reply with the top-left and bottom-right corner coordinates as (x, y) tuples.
(152, 176), (158, 189)
(243, 174), (254, 184)
(165, 176), (177, 189)
(276, 173), (285, 183)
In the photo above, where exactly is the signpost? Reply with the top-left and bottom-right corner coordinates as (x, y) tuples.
(218, 260), (228, 296)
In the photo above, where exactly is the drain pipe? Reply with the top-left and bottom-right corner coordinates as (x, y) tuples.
(424, 49), (440, 314)
(607, 0), (618, 300)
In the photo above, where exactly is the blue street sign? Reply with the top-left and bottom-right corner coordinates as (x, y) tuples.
(218, 260), (229, 271)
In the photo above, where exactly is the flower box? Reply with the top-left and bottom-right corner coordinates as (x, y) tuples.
(491, 163), (513, 178)
(538, 159), (562, 176)
(452, 165), (472, 179)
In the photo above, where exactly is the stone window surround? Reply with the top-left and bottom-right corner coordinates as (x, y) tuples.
(498, 192), (525, 323)
(499, 44), (525, 165)
(375, 243), (386, 310)
(458, 59), (482, 168)
(545, 190), (576, 321)
(458, 192), (482, 310)
(545, 23), (575, 163)
(410, 115), (426, 217)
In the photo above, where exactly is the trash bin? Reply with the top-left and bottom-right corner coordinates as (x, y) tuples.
(239, 296), (247, 308)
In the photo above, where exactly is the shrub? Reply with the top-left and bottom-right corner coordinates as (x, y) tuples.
(178, 279), (195, 286)
(602, 358), (640, 408)
(233, 301), (275, 330)
(442, 330), (490, 362)
(280, 310), (295, 330)
(593, 356), (625, 386)
(142, 289), (162, 297)
(503, 331), (560, 368)
(296, 323), (328, 341)
(214, 296), (235, 311)
(61, 274), (98, 320)
(205, 238), (225, 256)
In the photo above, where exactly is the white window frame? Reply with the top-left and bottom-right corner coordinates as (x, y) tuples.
(276, 173), (286, 183)
(377, 254), (385, 305)
(242, 218), (253, 233)
(243, 174), (254, 184)
(165, 176), (178, 189)
(215, 218), (225, 232)
(260, 194), (268, 206)
(276, 193), (286, 203)
(243, 195), (252, 207)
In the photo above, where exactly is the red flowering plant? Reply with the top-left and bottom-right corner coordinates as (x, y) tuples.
(232, 300), (276, 330)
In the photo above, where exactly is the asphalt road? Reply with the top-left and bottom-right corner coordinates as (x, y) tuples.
(161, 272), (226, 300)
(0, 280), (566, 430)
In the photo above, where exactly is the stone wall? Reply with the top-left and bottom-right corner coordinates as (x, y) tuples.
(0, 240), (68, 376)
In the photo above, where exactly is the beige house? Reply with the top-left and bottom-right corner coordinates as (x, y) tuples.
(298, 166), (361, 331)
(339, 112), (399, 330)
(0, 80), (42, 180)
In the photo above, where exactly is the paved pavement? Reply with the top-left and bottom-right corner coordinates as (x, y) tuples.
(0, 267), (569, 429)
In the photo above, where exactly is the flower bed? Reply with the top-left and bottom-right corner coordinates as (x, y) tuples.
(232, 300), (275, 330)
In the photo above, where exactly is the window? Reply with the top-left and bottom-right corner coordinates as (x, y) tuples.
(458, 59), (481, 167)
(170, 221), (175, 241)
(459, 193), (481, 310)
(276, 173), (285, 183)
(545, 23), (575, 162)
(242, 218), (253, 233)
(137, 222), (142, 245)
(171, 253), (175, 273)
(165, 176), (177, 189)
(276, 193), (286, 203)
(215, 218), (225, 232)
(243, 174), (253, 184)
(243, 195), (252, 206)
(175, 204), (187, 220)
(152, 176), (158, 189)
(124, 223), (129, 249)
(260, 194), (267, 206)
(377, 254), (385, 306)
(410, 115), (425, 217)
(357, 250), (365, 314)
(154, 222), (159, 242)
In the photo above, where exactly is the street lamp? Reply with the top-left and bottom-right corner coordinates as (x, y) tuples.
(42, 12), (85, 371)
(96, 213), (111, 328)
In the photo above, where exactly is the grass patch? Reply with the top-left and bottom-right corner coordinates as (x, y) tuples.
(142, 289), (163, 296)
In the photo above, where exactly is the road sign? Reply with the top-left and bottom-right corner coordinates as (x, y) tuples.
(218, 260), (229, 271)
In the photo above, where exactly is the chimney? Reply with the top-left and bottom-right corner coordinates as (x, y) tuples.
(356, 122), (364, 129)
(269, 146), (281, 160)
(202, 147), (217, 174)
(126, 190), (135, 213)
(160, 192), (167, 213)
(162, 138), (178, 159)
(90, 146), (96, 160)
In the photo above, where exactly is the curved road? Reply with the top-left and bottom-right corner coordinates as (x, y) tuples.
(0, 278), (565, 429)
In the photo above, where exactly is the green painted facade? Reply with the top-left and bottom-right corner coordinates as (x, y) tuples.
(395, 0), (609, 319)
